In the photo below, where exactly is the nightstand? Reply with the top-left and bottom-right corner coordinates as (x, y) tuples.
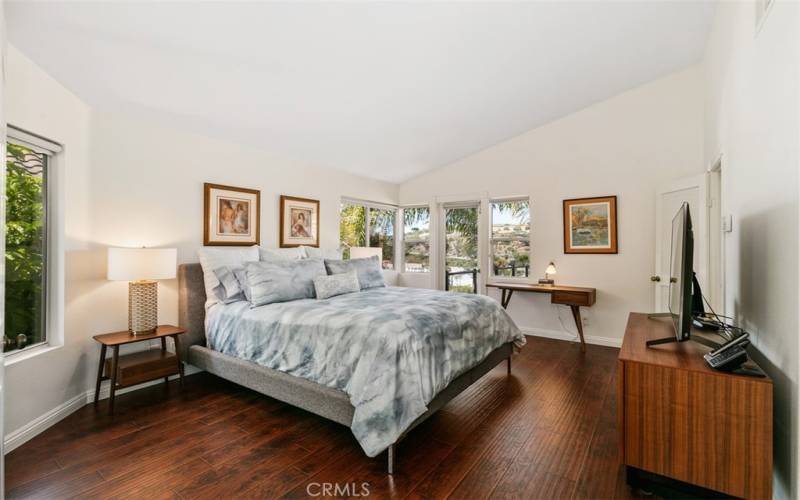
(93, 325), (186, 414)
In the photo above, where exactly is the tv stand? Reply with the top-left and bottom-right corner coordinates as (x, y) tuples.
(618, 313), (773, 499)
(645, 313), (723, 350)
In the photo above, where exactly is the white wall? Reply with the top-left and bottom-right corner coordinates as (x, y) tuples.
(398, 66), (705, 345)
(3, 45), (398, 443)
(1, 0), (7, 488)
(703, 2), (800, 498)
(4, 45), (92, 440)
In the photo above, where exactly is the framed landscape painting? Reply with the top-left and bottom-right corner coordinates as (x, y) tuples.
(563, 196), (618, 254)
(280, 195), (320, 248)
(204, 183), (260, 246)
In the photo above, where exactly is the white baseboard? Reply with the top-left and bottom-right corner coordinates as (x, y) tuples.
(4, 365), (202, 454)
(3, 390), (89, 454)
(520, 326), (622, 348)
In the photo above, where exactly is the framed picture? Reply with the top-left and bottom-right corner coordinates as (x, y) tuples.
(204, 183), (260, 246)
(563, 195), (618, 254)
(280, 195), (319, 248)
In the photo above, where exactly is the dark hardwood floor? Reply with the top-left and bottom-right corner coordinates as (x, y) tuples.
(5, 337), (647, 499)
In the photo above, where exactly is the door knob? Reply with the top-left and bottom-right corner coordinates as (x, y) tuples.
(650, 275), (661, 282)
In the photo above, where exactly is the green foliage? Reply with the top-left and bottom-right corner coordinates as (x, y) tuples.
(339, 204), (366, 259)
(445, 207), (479, 270)
(5, 143), (46, 351)
(369, 208), (395, 268)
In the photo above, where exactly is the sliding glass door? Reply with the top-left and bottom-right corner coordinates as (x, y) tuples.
(444, 205), (479, 293)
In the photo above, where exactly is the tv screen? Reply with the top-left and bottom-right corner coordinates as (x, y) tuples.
(668, 202), (694, 341)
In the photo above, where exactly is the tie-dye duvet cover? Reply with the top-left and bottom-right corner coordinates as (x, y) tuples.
(205, 286), (525, 457)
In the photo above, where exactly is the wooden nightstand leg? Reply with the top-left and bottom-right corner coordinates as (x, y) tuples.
(161, 337), (169, 384)
(109, 346), (120, 415)
(173, 334), (184, 387)
(94, 344), (107, 405)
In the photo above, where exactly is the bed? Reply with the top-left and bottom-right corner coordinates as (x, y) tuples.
(177, 263), (524, 473)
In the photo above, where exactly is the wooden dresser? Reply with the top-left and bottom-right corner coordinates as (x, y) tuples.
(618, 313), (773, 499)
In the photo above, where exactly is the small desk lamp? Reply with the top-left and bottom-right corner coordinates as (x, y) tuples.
(107, 247), (177, 335)
(539, 262), (557, 285)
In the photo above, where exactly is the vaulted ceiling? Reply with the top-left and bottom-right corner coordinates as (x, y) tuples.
(7, 1), (715, 183)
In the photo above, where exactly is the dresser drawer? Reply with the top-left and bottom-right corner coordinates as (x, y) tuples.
(551, 290), (594, 306)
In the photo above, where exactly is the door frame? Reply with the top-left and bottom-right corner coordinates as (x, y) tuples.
(436, 197), (484, 292)
(654, 173), (709, 312)
(707, 155), (725, 315)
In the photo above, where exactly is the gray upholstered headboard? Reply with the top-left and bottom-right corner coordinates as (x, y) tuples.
(177, 263), (207, 360)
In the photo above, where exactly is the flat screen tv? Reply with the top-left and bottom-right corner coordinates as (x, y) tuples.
(668, 202), (694, 342)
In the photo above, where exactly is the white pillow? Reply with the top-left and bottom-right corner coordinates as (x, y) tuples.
(302, 246), (343, 260)
(259, 247), (307, 261)
(197, 246), (259, 309)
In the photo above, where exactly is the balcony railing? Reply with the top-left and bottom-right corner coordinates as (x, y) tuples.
(445, 269), (478, 294)
(493, 263), (529, 277)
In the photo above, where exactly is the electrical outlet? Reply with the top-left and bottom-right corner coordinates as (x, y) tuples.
(582, 312), (590, 327)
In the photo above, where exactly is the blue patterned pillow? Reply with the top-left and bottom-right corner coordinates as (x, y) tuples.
(313, 271), (360, 300)
(324, 255), (385, 290)
(211, 266), (245, 303)
(245, 258), (327, 306)
(232, 267), (251, 303)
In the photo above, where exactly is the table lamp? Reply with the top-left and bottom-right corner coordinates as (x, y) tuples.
(107, 247), (177, 335)
(349, 247), (383, 260)
(539, 262), (557, 285)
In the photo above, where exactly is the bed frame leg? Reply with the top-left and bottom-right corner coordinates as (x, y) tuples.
(507, 356), (511, 375)
(388, 444), (395, 475)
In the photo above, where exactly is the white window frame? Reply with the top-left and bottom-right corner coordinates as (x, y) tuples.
(487, 196), (532, 284)
(340, 197), (398, 270)
(437, 198), (483, 292)
(399, 204), (432, 274)
(4, 126), (65, 365)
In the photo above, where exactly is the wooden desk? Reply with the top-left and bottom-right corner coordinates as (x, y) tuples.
(486, 283), (596, 351)
(618, 313), (772, 498)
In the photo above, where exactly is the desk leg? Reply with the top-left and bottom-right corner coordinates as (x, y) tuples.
(94, 344), (107, 405)
(570, 306), (587, 352)
(500, 289), (514, 309)
(109, 346), (119, 414)
(173, 335), (185, 388)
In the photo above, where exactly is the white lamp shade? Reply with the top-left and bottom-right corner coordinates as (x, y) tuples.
(349, 247), (383, 260)
(545, 263), (557, 275)
(107, 247), (177, 281)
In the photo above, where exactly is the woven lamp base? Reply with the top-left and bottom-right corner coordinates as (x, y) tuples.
(129, 280), (158, 335)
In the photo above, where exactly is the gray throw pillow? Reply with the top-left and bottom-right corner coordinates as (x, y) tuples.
(212, 266), (245, 303)
(313, 271), (360, 300)
(232, 267), (251, 303)
(324, 255), (385, 290)
(245, 258), (327, 307)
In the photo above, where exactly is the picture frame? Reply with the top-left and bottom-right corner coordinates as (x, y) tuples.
(203, 183), (261, 246)
(563, 195), (618, 254)
(280, 195), (320, 248)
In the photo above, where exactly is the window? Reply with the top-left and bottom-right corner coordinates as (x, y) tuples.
(4, 131), (57, 355)
(402, 206), (430, 273)
(490, 199), (530, 278)
(368, 208), (396, 270)
(338, 199), (396, 269)
(339, 203), (366, 259)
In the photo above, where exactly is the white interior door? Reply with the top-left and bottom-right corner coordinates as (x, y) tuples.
(654, 174), (708, 312)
